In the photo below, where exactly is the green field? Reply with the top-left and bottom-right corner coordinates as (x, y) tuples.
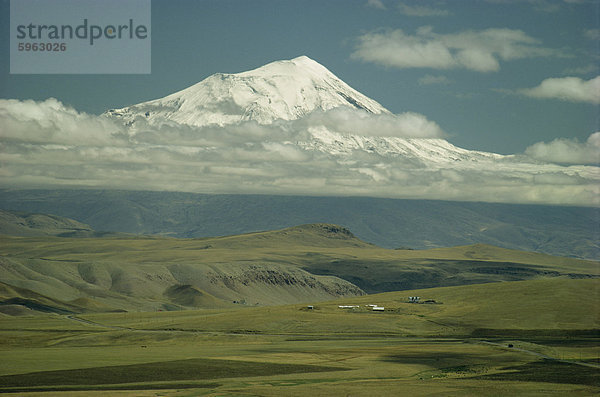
(1, 277), (598, 396)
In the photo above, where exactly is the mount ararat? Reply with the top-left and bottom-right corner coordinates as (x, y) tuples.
(106, 56), (505, 165)
(101, 56), (598, 205)
(108, 56), (389, 125)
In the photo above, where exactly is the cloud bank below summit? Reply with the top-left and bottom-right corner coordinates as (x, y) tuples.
(0, 98), (598, 206)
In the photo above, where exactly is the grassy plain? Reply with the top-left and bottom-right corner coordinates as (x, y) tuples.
(1, 278), (598, 396)
(1, 225), (598, 395)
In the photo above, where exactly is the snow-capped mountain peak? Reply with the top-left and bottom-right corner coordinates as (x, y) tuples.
(104, 56), (513, 166)
(107, 56), (389, 127)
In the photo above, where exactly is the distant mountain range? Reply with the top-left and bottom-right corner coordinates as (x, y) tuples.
(0, 189), (597, 259)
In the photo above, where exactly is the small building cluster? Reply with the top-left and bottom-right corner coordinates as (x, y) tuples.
(407, 296), (439, 304)
(338, 304), (385, 311)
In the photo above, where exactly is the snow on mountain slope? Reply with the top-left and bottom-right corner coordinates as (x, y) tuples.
(107, 56), (388, 127)
(301, 126), (504, 164)
(102, 55), (588, 178)
(105, 56), (510, 165)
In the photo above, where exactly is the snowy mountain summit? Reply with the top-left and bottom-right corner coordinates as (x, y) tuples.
(107, 56), (389, 127)
(106, 56), (506, 164)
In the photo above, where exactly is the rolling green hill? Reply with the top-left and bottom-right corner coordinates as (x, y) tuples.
(0, 218), (597, 315)
(0, 210), (96, 237)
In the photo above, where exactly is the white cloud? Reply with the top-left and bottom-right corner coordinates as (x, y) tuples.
(0, 98), (598, 207)
(351, 27), (556, 72)
(0, 98), (126, 146)
(296, 108), (446, 138)
(366, 0), (386, 9)
(397, 2), (450, 16)
(520, 76), (600, 103)
(525, 132), (600, 165)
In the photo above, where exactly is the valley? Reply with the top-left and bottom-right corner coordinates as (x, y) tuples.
(0, 279), (598, 395)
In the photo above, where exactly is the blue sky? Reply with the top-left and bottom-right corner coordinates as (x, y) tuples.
(1, 0), (598, 154)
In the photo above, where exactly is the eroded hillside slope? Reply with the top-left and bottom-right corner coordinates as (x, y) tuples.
(0, 215), (597, 315)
